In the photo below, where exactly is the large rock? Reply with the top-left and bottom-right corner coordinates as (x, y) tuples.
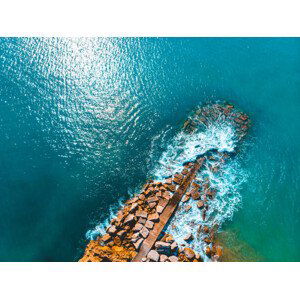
(129, 203), (138, 212)
(170, 242), (178, 251)
(145, 220), (154, 229)
(168, 256), (179, 262)
(147, 250), (159, 262)
(124, 214), (135, 225)
(135, 210), (148, 218)
(155, 241), (171, 249)
(148, 213), (160, 222)
(138, 217), (146, 224)
(184, 233), (194, 242)
(140, 226), (149, 238)
(197, 200), (204, 209)
(156, 205), (164, 214)
(184, 248), (195, 260)
(148, 202), (157, 209)
(133, 223), (143, 232)
(117, 230), (126, 239)
(107, 225), (117, 235)
(160, 254), (168, 262)
(147, 196), (159, 204)
(133, 238), (143, 250)
(102, 234), (111, 243)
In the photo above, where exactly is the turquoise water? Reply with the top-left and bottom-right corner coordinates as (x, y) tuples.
(0, 38), (299, 261)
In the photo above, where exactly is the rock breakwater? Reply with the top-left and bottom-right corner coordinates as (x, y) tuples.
(80, 103), (250, 262)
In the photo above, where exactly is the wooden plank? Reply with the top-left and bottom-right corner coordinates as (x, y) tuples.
(132, 158), (204, 262)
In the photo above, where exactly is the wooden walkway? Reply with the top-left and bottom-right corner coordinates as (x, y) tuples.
(132, 158), (204, 262)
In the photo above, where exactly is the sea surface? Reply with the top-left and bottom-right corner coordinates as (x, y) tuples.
(0, 38), (299, 262)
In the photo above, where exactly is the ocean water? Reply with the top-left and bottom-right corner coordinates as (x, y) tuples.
(0, 38), (299, 261)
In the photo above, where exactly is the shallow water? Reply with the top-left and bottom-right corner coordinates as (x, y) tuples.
(0, 38), (299, 261)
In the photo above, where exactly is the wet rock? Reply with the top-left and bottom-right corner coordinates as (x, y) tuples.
(191, 191), (200, 200)
(197, 200), (204, 209)
(216, 246), (223, 258)
(168, 256), (179, 262)
(184, 205), (192, 212)
(135, 210), (148, 218)
(170, 242), (178, 251)
(203, 226), (210, 234)
(156, 205), (164, 214)
(148, 213), (160, 222)
(102, 234), (111, 243)
(160, 254), (168, 262)
(133, 238), (143, 250)
(129, 203), (139, 213)
(117, 230), (126, 239)
(138, 194), (146, 201)
(147, 250), (159, 262)
(184, 248), (195, 260)
(124, 214), (135, 225)
(145, 220), (154, 229)
(138, 217), (146, 225)
(147, 196), (159, 204)
(140, 227), (149, 238)
(204, 237), (212, 244)
(107, 225), (117, 235)
(155, 241), (171, 250)
(182, 195), (190, 203)
(165, 235), (174, 243)
(133, 223), (143, 232)
(183, 233), (194, 242)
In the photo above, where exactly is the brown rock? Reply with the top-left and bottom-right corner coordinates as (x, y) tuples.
(124, 214), (135, 225)
(173, 176), (182, 185)
(147, 250), (159, 262)
(133, 223), (143, 232)
(182, 169), (188, 175)
(197, 200), (204, 209)
(102, 234), (111, 243)
(182, 195), (190, 203)
(203, 226), (210, 233)
(166, 184), (176, 192)
(148, 213), (160, 222)
(148, 202), (157, 209)
(117, 230), (126, 239)
(165, 178), (172, 184)
(168, 256), (179, 262)
(147, 196), (159, 204)
(163, 191), (171, 200)
(107, 225), (117, 235)
(145, 220), (154, 229)
(138, 217), (146, 224)
(155, 241), (171, 250)
(129, 203), (138, 212)
(140, 226), (149, 238)
(170, 242), (178, 251)
(184, 205), (192, 212)
(191, 191), (200, 200)
(184, 248), (195, 260)
(183, 233), (194, 242)
(165, 235), (174, 243)
(133, 238), (143, 250)
(156, 205), (164, 214)
(135, 210), (148, 218)
(160, 254), (168, 262)
(138, 194), (145, 201)
(204, 237), (212, 244)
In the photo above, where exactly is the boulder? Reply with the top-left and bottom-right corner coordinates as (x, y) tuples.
(102, 234), (111, 243)
(166, 184), (176, 192)
(135, 210), (148, 218)
(183, 233), (194, 242)
(165, 178), (172, 184)
(160, 254), (168, 262)
(184, 205), (192, 212)
(156, 205), (164, 214)
(184, 248), (195, 260)
(131, 232), (140, 242)
(182, 195), (190, 203)
(138, 217), (146, 224)
(124, 214), (135, 225)
(140, 226), (149, 238)
(191, 191), (200, 200)
(197, 200), (204, 209)
(173, 176), (182, 185)
(147, 196), (159, 204)
(155, 241), (171, 250)
(129, 203), (138, 212)
(133, 223), (143, 232)
(163, 192), (171, 200)
(170, 242), (178, 251)
(107, 225), (117, 235)
(147, 250), (159, 262)
(168, 256), (179, 262)
(133, 238), (143, 250)
(117, 230), (126, 239)
(145, 220), (154, 229)
(138, 194), (145, 201)
(148, 213), (160, 222)
(148, 202), (157, 209)
(165, 235), (174, 243)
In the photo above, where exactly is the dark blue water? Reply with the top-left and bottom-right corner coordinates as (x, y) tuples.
(0, 38), (299, 261)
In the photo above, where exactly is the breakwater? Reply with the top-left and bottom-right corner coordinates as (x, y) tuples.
(80, 103), (250, 262)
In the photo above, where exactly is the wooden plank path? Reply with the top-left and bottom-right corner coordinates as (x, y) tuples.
(132, 158), (204, 262)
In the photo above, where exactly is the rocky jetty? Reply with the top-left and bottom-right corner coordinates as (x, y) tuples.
(79, 103), (250, 262)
